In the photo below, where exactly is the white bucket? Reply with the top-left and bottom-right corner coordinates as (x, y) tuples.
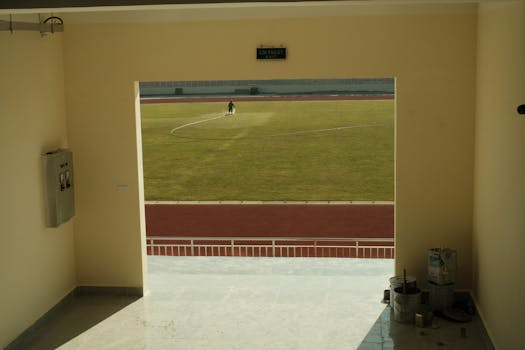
(428, 248), (457, 285)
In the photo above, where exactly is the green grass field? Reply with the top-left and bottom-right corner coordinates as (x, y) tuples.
(140, 99), (394, 201)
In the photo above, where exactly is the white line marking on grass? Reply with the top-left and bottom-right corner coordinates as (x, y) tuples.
(265, 124), (382, 138)
(170, 114), (225, 134)
(170, 116), (384, 141)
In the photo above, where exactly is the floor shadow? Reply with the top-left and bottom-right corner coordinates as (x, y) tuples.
(356, 303), (494, 350)
(9, 294), (141, 350)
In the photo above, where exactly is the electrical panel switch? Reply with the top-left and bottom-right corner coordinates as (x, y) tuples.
(43, 149), (75, 227)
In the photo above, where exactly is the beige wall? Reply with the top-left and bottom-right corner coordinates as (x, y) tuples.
(63, 5), (477, 290)
(473, 1), (525, 348)
(0, 3), (487, 346)
(4, 2), (525, 347)
(0, 32), (75, 347)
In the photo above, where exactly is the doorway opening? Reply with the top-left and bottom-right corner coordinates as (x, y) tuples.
(138, 78), (395, 259)
(136, 77), (396, 348)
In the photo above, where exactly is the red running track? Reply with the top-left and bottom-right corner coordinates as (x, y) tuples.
(145, 203), (394, 239)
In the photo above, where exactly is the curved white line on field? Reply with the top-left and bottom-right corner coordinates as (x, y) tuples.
(169, 114), (225, 135)
(265, 124), (382, 138)
(170, 122), (385, 141)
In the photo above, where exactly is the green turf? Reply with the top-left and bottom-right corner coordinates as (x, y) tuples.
(140, 100), (394, 201)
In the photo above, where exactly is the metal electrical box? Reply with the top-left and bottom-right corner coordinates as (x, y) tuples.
(43, 149), (75, 227)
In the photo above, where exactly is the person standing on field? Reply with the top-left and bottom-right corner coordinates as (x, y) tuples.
(227, 100), (235, 116)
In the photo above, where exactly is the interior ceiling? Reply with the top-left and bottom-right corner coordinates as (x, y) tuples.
(2, 0), (362, 10)
(0, 0), (491, 10)
(0, 1), (488, 22)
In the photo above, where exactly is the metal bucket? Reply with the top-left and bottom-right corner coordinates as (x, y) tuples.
(429, 281), (454, 311)
(389, 275), (416, 306)
(393, 287), (422, 323)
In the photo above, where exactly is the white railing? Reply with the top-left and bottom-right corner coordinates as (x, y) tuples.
(146, 236), (394, 259)
(145, 200), (394, 205)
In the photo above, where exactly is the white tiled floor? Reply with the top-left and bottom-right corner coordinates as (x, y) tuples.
(16, 256), (493, 349)
(61, 257), (393, 349)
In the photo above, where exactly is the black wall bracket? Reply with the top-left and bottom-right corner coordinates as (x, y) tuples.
(518, 104), (525, 115)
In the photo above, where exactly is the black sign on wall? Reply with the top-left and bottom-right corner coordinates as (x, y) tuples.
(257, 47), (287, 60)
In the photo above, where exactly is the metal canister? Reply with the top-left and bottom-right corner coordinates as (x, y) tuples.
(389, 275), (416, 306)
(428, 281), (454, 311)
(393, 287), (422, 323)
